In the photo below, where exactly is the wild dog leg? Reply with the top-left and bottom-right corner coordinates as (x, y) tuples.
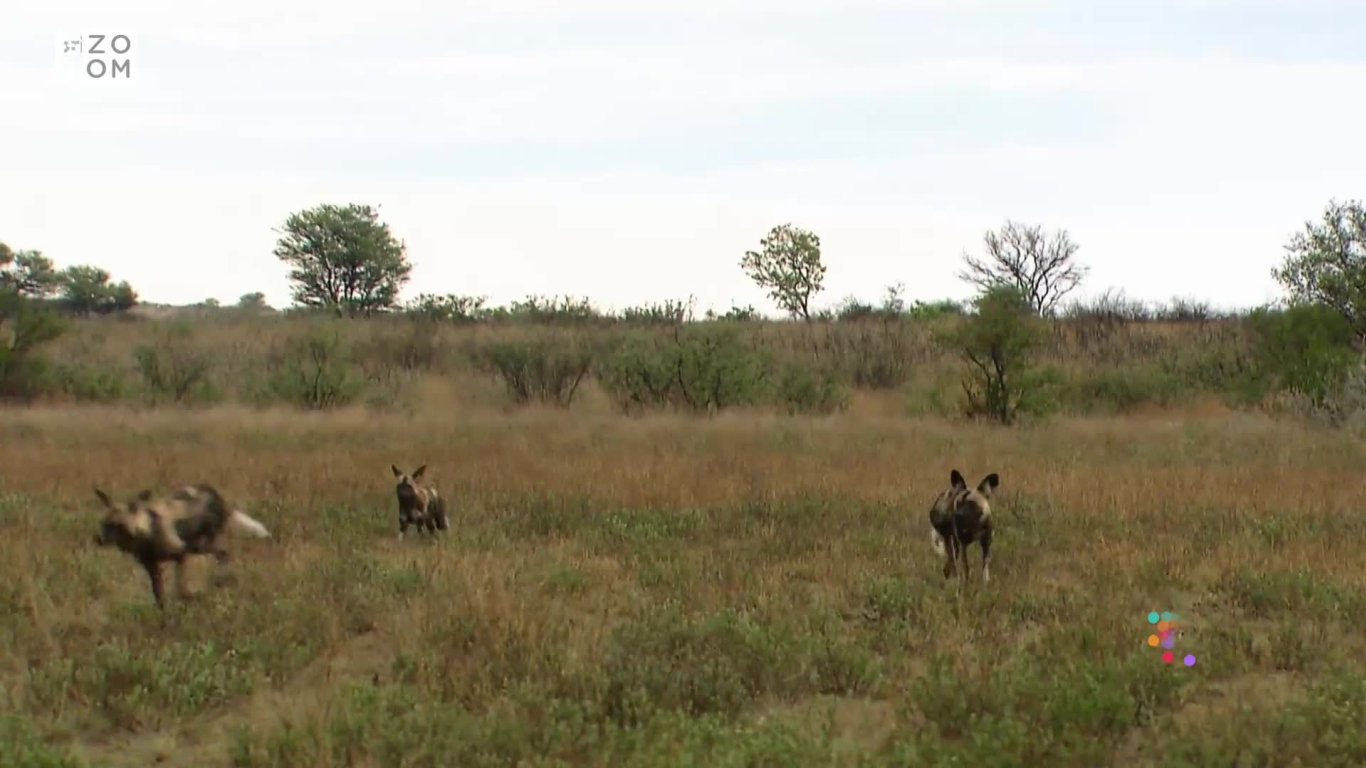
(142, 559), (166, 609)
(174, 556), (191, 598)
(980, 528), (992, 584)
(210, 547), (237, 586)
(943, 537), (959, 579)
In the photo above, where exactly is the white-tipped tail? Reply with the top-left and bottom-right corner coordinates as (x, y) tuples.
(228, 510), (271, 538)
(931, 526), (946, 559)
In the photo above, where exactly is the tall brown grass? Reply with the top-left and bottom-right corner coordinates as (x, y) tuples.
(2, 387), (1364, 766)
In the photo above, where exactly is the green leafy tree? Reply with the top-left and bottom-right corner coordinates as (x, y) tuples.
(740, 224), (826, 320)
(959, 220), (1088, 317)
(273, 203), (412, 317)
(0, 243), (61, 298)
(947, 284), (1047, 425)
(1271, 198), (1366, 341)
(59, 265), (137, 315)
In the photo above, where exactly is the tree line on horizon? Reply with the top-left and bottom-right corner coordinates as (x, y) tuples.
(2, 197), (1365, 424)
(7, 198), (1362, 325)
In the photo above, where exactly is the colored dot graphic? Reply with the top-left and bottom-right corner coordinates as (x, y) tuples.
(1145, 609), (1196, 667)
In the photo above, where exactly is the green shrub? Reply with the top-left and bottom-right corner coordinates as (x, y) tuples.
(594, 332), (677, 412)
(619, 297), (695, 325)
(1063, 367), (1182, 414)
(487, 295), (603, 325)
(468, 331), (594, 407)
(776, 363), (849, 415)
(596, 326), (772, 414)
(403, 293), (488, 324)
(48, 361), (128, 403)
(1248, 302), (1357, 409)
(258, 325), (363, 410)
(0, 291), (66, 402)
(703, 304), (760, 322)
(943, 285), (1046, 424)
(675, 325), (770, 412)
(131, 322), (221, 405)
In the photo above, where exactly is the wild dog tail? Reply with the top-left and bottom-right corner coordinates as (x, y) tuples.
(930, 526), (947, 558)
(228, 510), (271, 539)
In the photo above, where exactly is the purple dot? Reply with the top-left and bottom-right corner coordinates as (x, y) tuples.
(1162, 636), (1175, 649)
(1183, 655), (1196, 667)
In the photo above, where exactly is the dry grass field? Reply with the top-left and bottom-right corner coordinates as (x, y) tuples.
(3, 387), (1366, 767)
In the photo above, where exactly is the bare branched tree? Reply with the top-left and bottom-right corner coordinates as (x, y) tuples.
(958, 220), (1089, 316)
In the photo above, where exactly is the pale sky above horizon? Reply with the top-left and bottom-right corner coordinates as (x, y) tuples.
(1, 1), (1363, 315)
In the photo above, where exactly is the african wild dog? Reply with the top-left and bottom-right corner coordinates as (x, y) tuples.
(929, 469), (1000, 584)
(391, 464), (448, 540)
(92, 484), (271, 609)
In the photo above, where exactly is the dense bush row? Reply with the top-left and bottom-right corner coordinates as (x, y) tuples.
(2, 289), (1361, 426)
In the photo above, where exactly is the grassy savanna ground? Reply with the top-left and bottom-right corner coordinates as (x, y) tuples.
(2, 390), (1366, 767)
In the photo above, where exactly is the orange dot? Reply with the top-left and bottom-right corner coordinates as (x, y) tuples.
(1147, 634), (1160, 647)
(1157, 621), (1169, 631)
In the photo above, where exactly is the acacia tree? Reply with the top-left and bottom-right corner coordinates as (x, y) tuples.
(59, 265), (137, 315)
(1271, 198), (1366, 341)
(0, 244), (60, 298)
(740, 224), (826, 321)
(273, 203), (412, 317)
(958, 220), (1088, 317)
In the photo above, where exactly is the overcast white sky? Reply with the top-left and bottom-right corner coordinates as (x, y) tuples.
(1, 1), (1363, 314)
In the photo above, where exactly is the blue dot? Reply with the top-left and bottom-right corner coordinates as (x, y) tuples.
(1147, 612), (1160, 624)
(1161, 611), (1174, 622)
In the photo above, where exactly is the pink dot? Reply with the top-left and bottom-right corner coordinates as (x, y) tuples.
(1184, 655), (1196, 667)
(1162, 651), (1174, 664)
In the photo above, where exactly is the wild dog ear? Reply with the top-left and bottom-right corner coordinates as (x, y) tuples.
(391, 465), (403, 478)
(977, 473), (1000, 497)
(94, 488), (112, 508)
(412, 465), (427, 481)
(950, 470), (967, 490)
(135, 489), (154, 503)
